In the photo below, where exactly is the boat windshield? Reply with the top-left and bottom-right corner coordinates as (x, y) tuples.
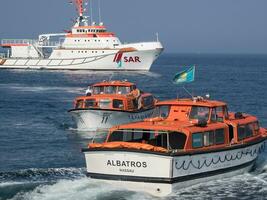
(92, 86), (131, 95)
(93, 86), (105, 94)
(108, 129), (168, 149)
(108, 129), (187, 150)
(117, 86), (131, 94)
(189, 106), (210, 121)
(152, 105), (170, 118)
(105, 86), (117, 94)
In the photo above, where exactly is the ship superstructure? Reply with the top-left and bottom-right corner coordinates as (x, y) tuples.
(0, 0), (163, 70)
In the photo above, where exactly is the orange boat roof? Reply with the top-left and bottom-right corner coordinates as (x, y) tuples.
(156, 98), (227, 108)
(92, 80), (135, 87)
(110, 120), (228, 137)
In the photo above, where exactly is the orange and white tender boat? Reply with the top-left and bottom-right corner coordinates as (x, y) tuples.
(82, 96), (267, 196)
(0, 0), (163, 70)
(68, 80), (156, 130)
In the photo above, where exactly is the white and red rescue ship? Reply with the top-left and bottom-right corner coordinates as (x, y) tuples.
(82, 97), (267, 196)
(69, 80), (156, 130)
(0, 0), (163, 70)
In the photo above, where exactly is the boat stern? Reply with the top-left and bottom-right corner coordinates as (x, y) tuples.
(82, 149), (174, 196)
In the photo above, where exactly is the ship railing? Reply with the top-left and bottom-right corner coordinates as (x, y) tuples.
(37, 41), (61, 47)
(1, 39), (37, 45)
(1, 39), (61, 48)
(0, 53), (6, 58)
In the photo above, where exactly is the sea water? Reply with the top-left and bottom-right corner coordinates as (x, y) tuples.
(0, 54), (266, 200)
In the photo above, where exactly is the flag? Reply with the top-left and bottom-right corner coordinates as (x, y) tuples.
(173, 66), (195, 84)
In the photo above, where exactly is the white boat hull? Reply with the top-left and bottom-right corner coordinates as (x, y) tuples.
(83, 140), (266, 196)
(0, 44), (163, 71)
(69, 108), (155, 131)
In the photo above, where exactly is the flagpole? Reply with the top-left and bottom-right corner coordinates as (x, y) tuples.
(182, 85), (194, 99)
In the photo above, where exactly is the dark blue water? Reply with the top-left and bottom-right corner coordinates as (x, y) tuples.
(0, 54), (266, 200)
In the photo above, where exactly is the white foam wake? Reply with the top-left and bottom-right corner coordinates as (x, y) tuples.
(10, 178), (149, 200)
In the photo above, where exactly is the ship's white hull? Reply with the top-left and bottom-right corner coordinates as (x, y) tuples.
(0, 44), (163, 71)
(83, 140), (266, 196)
(69, 108), (155, 131)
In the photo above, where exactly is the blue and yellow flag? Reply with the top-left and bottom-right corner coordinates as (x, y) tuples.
(173, 66), (195, 84)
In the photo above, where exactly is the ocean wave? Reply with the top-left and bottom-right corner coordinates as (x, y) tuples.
(1, 168), (267, 200)
(0, 83), (83, 94)
(0, 168), (85, 183)
(9, 178), (139, 200)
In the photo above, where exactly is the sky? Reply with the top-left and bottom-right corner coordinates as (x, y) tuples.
(0, 0), (267, 54)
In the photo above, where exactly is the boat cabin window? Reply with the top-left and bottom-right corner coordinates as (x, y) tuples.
(237, 122), (258, 141)
(117, 86), (131, 94)
(105, 86), (116, 94)
(99, 99), (111, 109)
(153, 105), (170, 118)
(92, 86), (132, 95)
(93, 86), (105, 94)
(108, 129), (168, 149)
(169, 132), (187, 150)
(75, 100), (84, 109)
(189, 106), (210, 121)
(210, 106), (228, 122)
(113, 99), (124, 109)
(85, 99), (96, 107)
(192, 129), (225, 149)
(142, 95), (154, 108)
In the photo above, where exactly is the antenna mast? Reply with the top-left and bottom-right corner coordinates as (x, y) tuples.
(90, 0), (94, 24)
(74, 0), (84, 17)
(98, 0), (102, 23)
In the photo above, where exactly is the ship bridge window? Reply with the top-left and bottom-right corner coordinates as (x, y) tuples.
(113, 99), (124, 109)
(238, 123), (256, 141)
(189, 106), (210, 121)
(152, 105), (170, 119)
(108, 129), (168, 149)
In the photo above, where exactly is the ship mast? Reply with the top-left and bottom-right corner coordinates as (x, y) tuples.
(74, 0), (84, 17)
(71, 0), (103, 26)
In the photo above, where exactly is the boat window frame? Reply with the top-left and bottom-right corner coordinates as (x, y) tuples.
(192, 128), (226, 149)
(84, 99), (96, 108)
(108, 129), (171, 150)
(112, 99), (124, 109)
(189, 106), (210, 122)
(142, 95), (154, 109)
(93, 86), (105, 94)
(75, 99), (84, 109)
(152, 105), (171, 119)
(104, 86), (117, 94)
(237, 122), (257, 141)
(117, 86), (131, 95)
(210, 106), (228, 122)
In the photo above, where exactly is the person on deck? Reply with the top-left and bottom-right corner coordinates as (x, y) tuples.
(131, 88), (142, 109)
